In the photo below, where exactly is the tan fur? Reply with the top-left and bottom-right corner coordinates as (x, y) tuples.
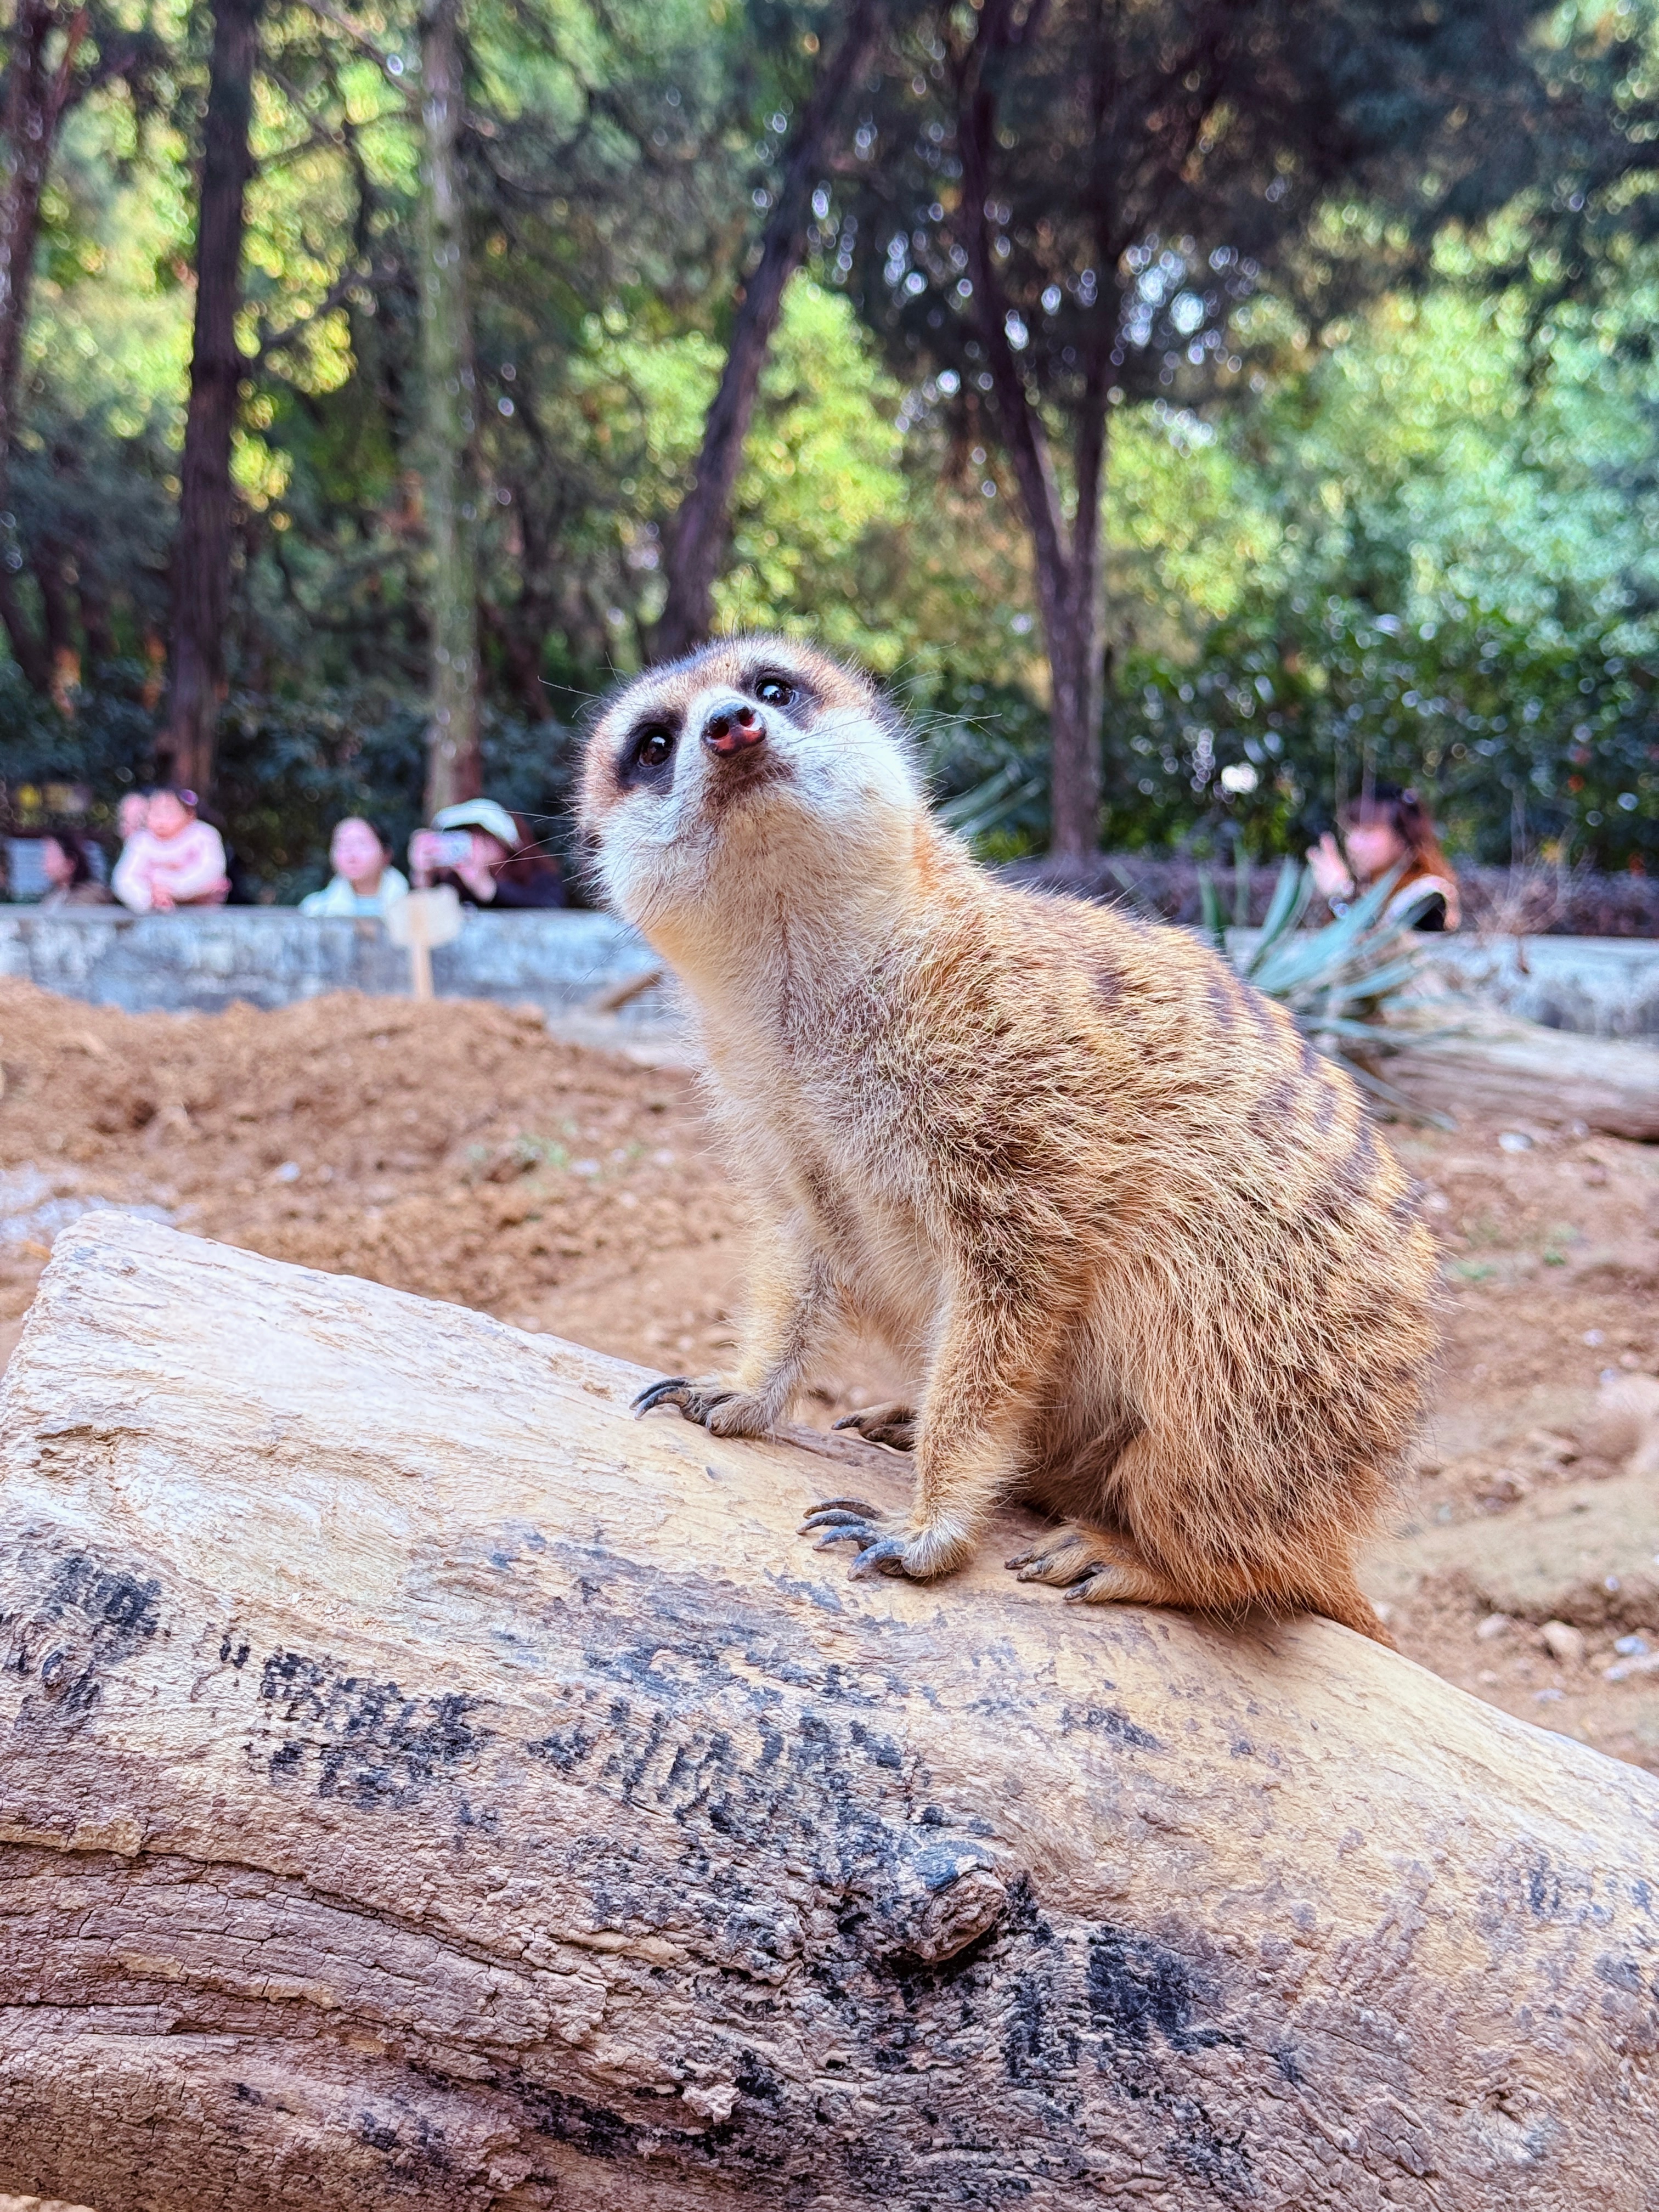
(580, 636), (1438, 1643)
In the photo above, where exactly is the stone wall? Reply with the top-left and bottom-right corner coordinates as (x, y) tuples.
(1420, 934), (1659, 1044)
(2, 904), (1657, 1042)
(0, 906), (667, 1022)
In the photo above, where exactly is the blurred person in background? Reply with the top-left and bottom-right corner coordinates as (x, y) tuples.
(112, 787), (230, 913)
(115, 792), (150, 843)
(409, 799), (565, 909)
(300, 817), (409, 917)
(40, 827), (112, 908)
(1307, 780), (1461, 932)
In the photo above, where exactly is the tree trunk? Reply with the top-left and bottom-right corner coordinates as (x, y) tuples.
(166, 0), (262, 797)
(1046, 393), (1107, 862)
(3, 1209), (1658, 2212)
(419, 0), (480, 816)
(957, 28), (1106, 862)
(650, 0), (886, 664)
(0, 1), (86, 696)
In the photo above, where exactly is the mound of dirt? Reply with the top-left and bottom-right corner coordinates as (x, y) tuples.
(0, 980), (738, 1372)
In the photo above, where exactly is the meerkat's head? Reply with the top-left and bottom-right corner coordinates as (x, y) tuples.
(579, 635), (924, 956)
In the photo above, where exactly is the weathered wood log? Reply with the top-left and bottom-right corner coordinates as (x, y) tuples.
(1384, 1008), (1659, 1139)
(2, 1215), (1657, 2212)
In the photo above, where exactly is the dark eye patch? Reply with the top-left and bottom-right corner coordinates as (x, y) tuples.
(618, 714), (680, 793)
(747, 667), (812, 712)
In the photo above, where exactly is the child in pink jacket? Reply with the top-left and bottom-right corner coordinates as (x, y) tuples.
(112, 789), (230, 912)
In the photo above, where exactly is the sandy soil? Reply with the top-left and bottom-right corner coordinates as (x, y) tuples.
(3, 977), (1657, 1774)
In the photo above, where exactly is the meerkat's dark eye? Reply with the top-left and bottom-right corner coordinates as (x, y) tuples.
(754, 675), (795, 708)
(618, 716), (679, 792)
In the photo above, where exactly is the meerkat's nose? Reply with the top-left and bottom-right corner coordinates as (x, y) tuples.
(701, 699), (766, 757)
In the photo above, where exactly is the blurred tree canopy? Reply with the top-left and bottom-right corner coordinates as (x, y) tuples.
(0, 0), (1655, 894)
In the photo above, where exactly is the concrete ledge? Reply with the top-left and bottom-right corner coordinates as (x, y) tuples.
(0, 906), (667, 1020)
(1421, 934), (1659, 1043)
(2, 906), (1657, 1042)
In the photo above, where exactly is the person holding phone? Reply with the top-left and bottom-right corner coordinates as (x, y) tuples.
(1307, 780), (1461, 932)
(408, 799), (565, 909)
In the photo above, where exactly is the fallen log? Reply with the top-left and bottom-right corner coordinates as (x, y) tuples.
(1383, 1007), (1659, 1140)
(1, 1215), (1656, 2212)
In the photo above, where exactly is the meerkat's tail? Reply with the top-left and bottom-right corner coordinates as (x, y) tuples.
(1302, 1573), (1397, 1650)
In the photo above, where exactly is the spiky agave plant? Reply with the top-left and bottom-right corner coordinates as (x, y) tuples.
(1197, 860), (1451, 1122)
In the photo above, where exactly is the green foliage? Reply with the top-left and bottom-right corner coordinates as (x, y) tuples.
(3, 0), (1658, 892)
(915, 277), (1659, 873)
(1104, 285), (1659, 869)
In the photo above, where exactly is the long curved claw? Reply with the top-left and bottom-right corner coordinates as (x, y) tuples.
(633, 1376), (694, 1417)
(1008, 1535), (1104, 1588)
(846, 1531), (915, 1579)
(802, 1502), (918, 1582)
(799, 1496), (882, 1529)
(810, 1516), (888, 1550)
(1063, 1565), (1127, 1604)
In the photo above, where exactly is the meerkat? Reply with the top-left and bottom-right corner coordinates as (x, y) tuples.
(579, 636), (1437, 1643)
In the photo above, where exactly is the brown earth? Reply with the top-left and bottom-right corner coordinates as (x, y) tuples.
(3, 977), (1658, 1775)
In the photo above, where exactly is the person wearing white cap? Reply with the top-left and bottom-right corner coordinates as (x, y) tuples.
(409, 799), (565, 909)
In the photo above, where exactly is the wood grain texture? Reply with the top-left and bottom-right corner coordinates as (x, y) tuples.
(1387, 1013), (1659, 1139)
(1, 1212), (1656, 2211)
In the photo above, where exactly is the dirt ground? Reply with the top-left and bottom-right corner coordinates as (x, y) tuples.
(3, 976), (1658, 1775)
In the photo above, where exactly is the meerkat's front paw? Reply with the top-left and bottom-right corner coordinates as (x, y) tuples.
(800, 1498), (967, 1582)
(631, 1375), (774, 1437)
(831, 1402), (917, 1451)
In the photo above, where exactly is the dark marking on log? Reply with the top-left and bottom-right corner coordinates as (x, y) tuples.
(1164, 2101), (1255, 2200)
(847, 1719), (904, 1769)
(526, 1725), (595, 1771)
(734, 2047), (786, 2108)
(521, 2081), (650, 2162)
(1087, 1926), (1238, 2054)
(256, 1649), (491, 1808)
(351, 2100), (456, 2184)
(1060, 1702), (1164, 1752)
(1595, 1954), (1646, 1993)
(44, 1555), (164, 1643)
(1, 1543), (166, 1731)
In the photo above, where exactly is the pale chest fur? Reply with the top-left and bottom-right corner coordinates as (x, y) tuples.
(703, 991), (947, 1356)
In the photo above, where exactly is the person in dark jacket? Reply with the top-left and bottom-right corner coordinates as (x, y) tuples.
(409, 798), (565, 909)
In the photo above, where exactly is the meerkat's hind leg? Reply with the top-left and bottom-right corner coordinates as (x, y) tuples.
(1008, 1525), (1398, 1647)
(831, 1402), (917, 1451)
(1007, 1524), (1197, 1610)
